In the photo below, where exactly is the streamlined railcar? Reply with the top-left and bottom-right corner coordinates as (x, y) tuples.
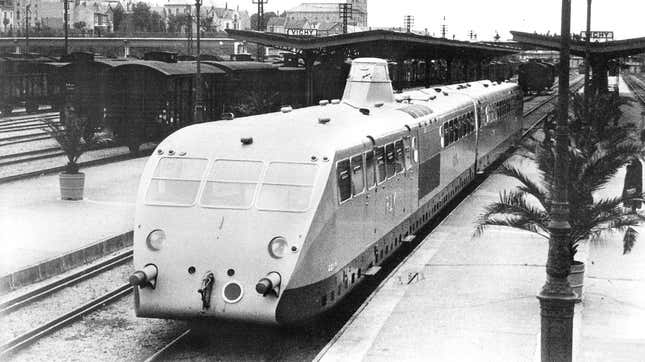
(129, 58), (523, 325)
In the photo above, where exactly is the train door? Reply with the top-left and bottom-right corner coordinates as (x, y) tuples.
(362, 137), (377, 247)
(402, 125), (418, 218)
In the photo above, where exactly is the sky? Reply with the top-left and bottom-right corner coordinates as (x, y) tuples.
(161, 0), (645, 41)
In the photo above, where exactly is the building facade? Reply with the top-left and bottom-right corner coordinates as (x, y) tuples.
(284, 0), (367, 29)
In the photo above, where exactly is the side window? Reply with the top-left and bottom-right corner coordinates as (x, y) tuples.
(394, 139), (404, 173)
(412, 136), (418, 162)
(440, 124), (445, 148)
(403, 136), (412, 169)
(365, 150), (376, 189)
(350, 155), (364, 195)
(375, 146), (386, 183)
(385, 143), (396, 178)
(337, 159), (351, 203)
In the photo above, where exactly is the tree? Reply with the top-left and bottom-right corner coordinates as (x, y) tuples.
(73, 21), (86, 31)
(150, 10), (165, 32)
(112, 6), (125, 32)
(475, 97), (645, 258)
(168, 13), (190, 34)
(250, 11), (277, 31)
(131, 2), (152, 32)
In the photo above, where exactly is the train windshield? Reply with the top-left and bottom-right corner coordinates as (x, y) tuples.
(200, 160), (264, 209)
(145, 158), (207, 206)
(256, 162), (318, 212)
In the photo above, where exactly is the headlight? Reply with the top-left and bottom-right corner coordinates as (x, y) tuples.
(146, 229), (166, 251)
(268, 236), (288, 259)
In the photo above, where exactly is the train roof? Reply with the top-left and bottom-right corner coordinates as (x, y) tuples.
(109, 60), (226, 76)
(158, 89), (480, 161)
(201, 61), (279, 72)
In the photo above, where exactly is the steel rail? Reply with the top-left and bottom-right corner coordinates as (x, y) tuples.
(0, 249), (133, 314)
(0, 284), (132, 357)
(0, 117), (58, 129)
(143, 329), (193, 362)
(0, 112), (58, 124)
(0, 149), (66, 167)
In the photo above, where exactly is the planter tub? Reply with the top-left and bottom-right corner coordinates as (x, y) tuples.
(60, 172), (85, 200)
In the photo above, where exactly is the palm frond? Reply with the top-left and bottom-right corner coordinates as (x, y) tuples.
(474, 190), (549, 238)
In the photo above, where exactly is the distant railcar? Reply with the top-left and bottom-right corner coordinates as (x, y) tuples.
(518, 60), (556, 94)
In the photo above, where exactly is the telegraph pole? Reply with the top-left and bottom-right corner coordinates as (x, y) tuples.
(537, 0), (576, 361)
(440, 16), (447, 38)
(195, 0), (203, 122)
(468, 30), (477, 41)
(64, 0), (69, 55)
(25, 3), (30, 55)
(403, 15), (413, 33)
(338, 3), (352, 34)
(252, 0), (267, 61)
(186, 6), (192, 56)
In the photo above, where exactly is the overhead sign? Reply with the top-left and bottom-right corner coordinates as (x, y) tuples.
(580, 31), (614, 41)
(286, 28), (318, 37)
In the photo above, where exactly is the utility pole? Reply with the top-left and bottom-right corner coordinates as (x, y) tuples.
(440, 16), (447, 38)
(252, 0), (267, 61)
(468, 30), (477, 41)
(583, 0), (592, 127)
(403, 15), (413, 33)
(25, 3), (30, 55)
(338, 3), (352, 34)
(64, 0), (69, 55)
(537, 0), (576, 361)
(195, 0), (203, 122)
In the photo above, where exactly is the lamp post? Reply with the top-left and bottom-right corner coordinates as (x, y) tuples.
(194, 0), (203, 122)
(583, 0), (592, 126)
(537, 0), (577, 361)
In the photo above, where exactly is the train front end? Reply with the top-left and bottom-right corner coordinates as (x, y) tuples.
(130, 120), (327, 324)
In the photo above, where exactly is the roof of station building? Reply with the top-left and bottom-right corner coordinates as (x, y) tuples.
(225, 29), (520, 59)
(511, 31), (645, 58)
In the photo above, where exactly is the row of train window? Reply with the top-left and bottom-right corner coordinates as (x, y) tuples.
(440, 111), (476, 148)
(488, 99), (513, 123)
(321, 171), (475, 307)
(336, 136), (416, 203)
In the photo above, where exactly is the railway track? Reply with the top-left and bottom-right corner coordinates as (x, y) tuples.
(624, 74), (645, 105)
(0, 250), (133, 357)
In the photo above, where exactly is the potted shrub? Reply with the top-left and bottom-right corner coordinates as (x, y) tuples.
(42, 101), (96, 200)
(475, 93), (644, 301)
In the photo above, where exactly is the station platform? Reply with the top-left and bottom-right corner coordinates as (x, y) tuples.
(316, 77), (645, 362)
(0, 157), (146, 293)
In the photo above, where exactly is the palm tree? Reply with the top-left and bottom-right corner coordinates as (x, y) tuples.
(475, 109), (644, 258)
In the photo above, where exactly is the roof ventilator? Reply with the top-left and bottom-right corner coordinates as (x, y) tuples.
(342, 58), (394, 107)
(241, 137), (253, 145)
(280, 106), (293, 113)
(318, 117), (331, 124)
(319, 100), (329, 106)
(331, 99), (341, 104)
(359, 108), (370, 115)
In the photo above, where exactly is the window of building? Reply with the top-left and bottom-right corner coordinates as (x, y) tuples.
(351, 155), (365, 195)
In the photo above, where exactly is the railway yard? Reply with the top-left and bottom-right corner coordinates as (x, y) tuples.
(1, 17), (645, 361)
(6, 73), (633, 362)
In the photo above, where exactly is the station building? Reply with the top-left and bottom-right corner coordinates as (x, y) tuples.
(285, 0), (367, 29)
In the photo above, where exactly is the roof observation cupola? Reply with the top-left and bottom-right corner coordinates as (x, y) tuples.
(342, 58), (394, 107)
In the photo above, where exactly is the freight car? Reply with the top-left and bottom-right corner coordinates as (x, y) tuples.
(518, 60), (556, 94)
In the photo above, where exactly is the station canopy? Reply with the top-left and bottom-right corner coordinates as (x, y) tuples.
(511, 31), (645, 58)
(226, 29), (519, 60)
